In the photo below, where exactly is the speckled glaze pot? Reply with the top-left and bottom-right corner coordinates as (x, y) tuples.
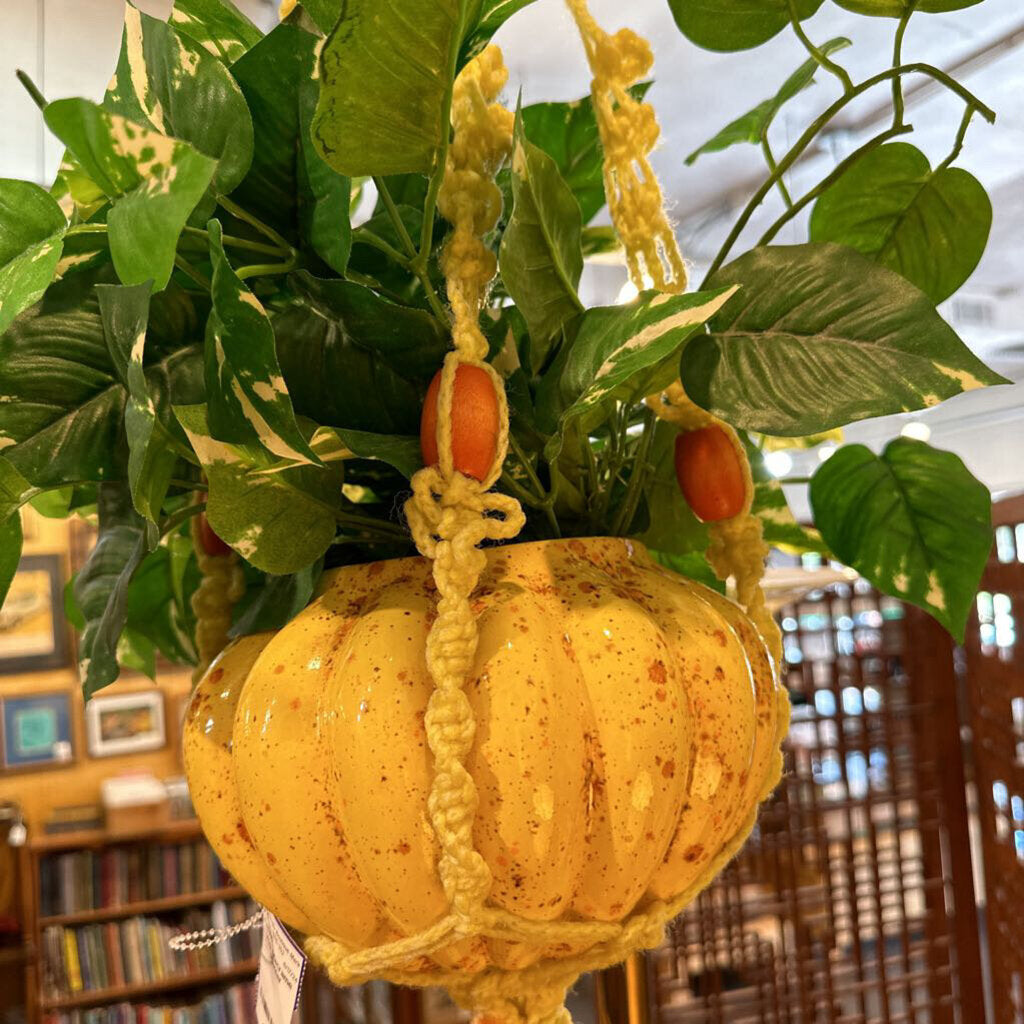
(183, 537), (785, 972)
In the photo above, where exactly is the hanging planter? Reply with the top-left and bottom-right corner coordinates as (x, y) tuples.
(0, 0), (1004, 1019)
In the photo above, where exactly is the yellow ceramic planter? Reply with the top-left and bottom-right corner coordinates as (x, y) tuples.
(183, 537), (786, 973)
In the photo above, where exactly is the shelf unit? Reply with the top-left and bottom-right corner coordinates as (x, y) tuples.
(19, 819), (258, 1024)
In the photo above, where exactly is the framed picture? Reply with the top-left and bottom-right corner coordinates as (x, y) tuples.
(85, 691), (166, 758)
(0, 554), (69, 672)
(0, 692), (75, 772)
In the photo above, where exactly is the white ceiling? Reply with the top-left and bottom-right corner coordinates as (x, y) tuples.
(1, 0), (1022, 500)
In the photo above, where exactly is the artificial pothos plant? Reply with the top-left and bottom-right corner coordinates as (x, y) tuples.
(0, 0), (1002, 698)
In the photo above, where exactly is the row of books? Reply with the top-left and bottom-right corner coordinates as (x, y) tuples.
(40, 842), (232, 916)
(41, 981), (256, 1024)
(41, 900), (260, 998)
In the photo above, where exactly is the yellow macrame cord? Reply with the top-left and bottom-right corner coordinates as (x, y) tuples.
(190, 517), (246, 685)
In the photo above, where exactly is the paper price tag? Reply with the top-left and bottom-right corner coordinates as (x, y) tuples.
(256, 911), (307, 1024)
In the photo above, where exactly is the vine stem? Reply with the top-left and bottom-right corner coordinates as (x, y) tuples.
(161, 502), (206, 538)
(758, 122), (914, 245)
(354, 225), (414, 267)
(761, 138), (794, 210)
(174, 255), (212, 291)
(507, 433), (561, 537)
(610, 407), (657, 536)
(237, 251), (298, 281)
(701, 62), (995, 284)
(216, 195), (294, 254)
(891, 2), (918, 127)
(786, 0), (854, 94)
(938, 104), (977, 171)
(16, 70), (47, 110)
(372, 177), (450, 325)
(181, 226), (286, 258)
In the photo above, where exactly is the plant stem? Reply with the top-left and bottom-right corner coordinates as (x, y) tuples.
(65, 224), (108, 237)
(701, 62), (995, 283)
(891, 2), (917, 127)
(237, 251), (298, 281)
(174, 255), (212, 291)
(161, 502), (205, 538)
(372, 178), (418, 258)
(16, 70), (47, 110)
(371, 178), (450, 325)
(780, 476), (812, 485)
(786, 0), (853, 94)
(761, 137), (794, 209)
(758, 122), (913, 245)
(170, 478), (207, 491)
(610, 407), (657, 536)
(507, 434), (561, 537)
(181, 225), (286, 258)
(336, 511), (409, 541)
(216, 195), (294, 253)
(937, 104), (977, 171)
(354, 227), (413, 267)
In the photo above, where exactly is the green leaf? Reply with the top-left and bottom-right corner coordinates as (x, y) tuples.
(810, 438), (991, 641)
(118, 628), (157, 678)
(0, 272), (204, 489)
(298, 79), (352, 274)
(97, 282), (178, 523)
(0, 515), (24, 609)
(461, 1), (540, 63)
(74, 483), (149, 696)
(752, 481), (828, 553)
(650, 549), (725, 594)
(205, 221), (317, 464)
(536, 287), (738, 433)
(312, 0), (462, 176)
(230, 22), (318, 242)
(125, 545), (197, 665)
(175, 404), (343, 574)
(809, 143), (991, 304)
(0, 457), (40, 523)
(521, 84), (652, 222)
(832, 0), (981, 15)
(0, 179), (67, 335)
(499, 113), (584, 364)
(682, 242), (1008, 436)
(44, 99), (217, 290)
(639, 421), (709, 557)
(169, 0), (263, 62)
(105, 4), (254, 194)
(276, 272), (449, 434)
(668, 0), (824, 52)
(316, 427), (423, 479)
(686, 39), (851, 164)
(297, 0), (342, 34)
(230, 558), (323, 637)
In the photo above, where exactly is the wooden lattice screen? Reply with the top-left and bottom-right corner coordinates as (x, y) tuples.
(963, 495), (1024, 1024)
(651, 576), (984, 1024)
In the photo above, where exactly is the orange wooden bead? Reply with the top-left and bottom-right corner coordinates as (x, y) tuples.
(420, 365), (500, 482)
(674, 425), (746, 522)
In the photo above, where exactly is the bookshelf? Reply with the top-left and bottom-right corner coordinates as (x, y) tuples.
(19, 819), (259, 1024)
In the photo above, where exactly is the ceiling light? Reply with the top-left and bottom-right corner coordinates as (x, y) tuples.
(900, 421), (931, 442)
(764, 451), (794, 478)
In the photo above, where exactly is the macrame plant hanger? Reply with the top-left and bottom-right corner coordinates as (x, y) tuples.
(190, 5), (787, 1023)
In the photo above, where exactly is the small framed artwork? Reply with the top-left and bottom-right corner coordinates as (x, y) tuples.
(0, 554), (69, 673)
(86, 691), (167, 758)
(0, 692), (75, 772)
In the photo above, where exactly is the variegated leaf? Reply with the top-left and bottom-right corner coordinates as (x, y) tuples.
(684, 243), (1009, 436)
(311, 427), (421, 478)
(810, 438), (992, 641)
(0, 179), (67, 335)
(44, 99), (216, 290)
(105, 4), (254, 194)
(97, 282), (177, 524)
(170, 0), (263, 63)
(205, 220), (318, 464)
(0, 514), (23, 609)
(175, 404), (342, 574)
(535, 287), (738, 433)
(0, 458), (38, 522)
